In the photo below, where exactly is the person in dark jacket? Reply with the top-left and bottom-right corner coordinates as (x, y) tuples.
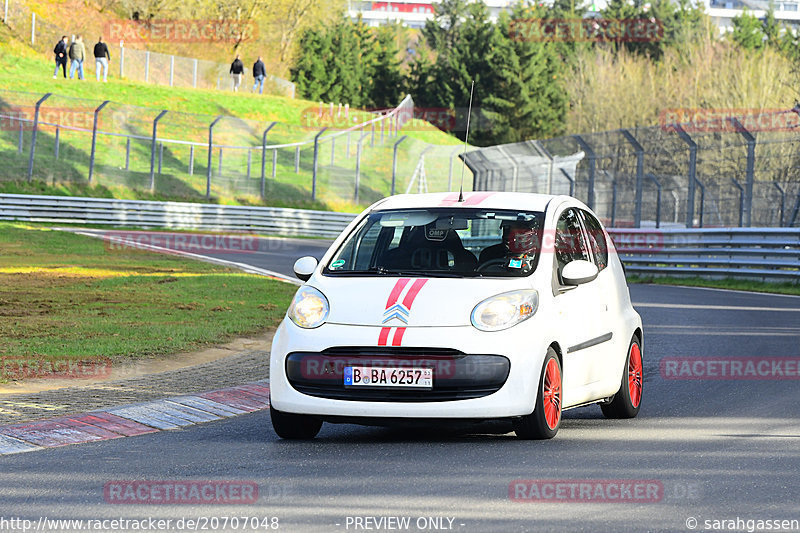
(53, 36), (68, 79)
(230, 54), (244, 92)
(252, 56), (266, 94)
(68, 35), (86, 80)
(93, 37), (110, 82)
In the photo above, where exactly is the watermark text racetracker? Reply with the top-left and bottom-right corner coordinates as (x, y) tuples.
(661, 357), (800, 380)
(103, 20), (258, 43)
(103, 231), (260, 255)
(510, 18), (663, 42)
(1, 356), (111, 380)
(0, 516), (280, 531)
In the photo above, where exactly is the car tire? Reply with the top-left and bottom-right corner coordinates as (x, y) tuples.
(270, 405), (322, 440)
(601, 335), (643, 419)
(514, 348), (562, 440)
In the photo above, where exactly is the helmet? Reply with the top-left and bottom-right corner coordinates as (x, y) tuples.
(504, 224), (539, 255)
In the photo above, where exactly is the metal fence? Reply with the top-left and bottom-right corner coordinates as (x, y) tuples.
(1, 0), (295, 97)
(0, 89), (470, 206)
(2, 193), (797, 281)
(463, 110), (800, 228)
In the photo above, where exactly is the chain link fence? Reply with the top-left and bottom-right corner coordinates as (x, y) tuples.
(1, 1), (295, 97)
(0, 90), (471, 207)
(464, 109), (800, 228)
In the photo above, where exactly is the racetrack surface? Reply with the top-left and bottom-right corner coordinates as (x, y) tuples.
(2, 233), (798, 532)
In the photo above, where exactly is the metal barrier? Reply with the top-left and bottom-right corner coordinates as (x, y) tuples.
(2, 193), (797, 281)
(608, 228), (800, 282)
(0, 193), (355, 238)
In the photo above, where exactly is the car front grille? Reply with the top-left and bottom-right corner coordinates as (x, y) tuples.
(285, 347), (510, 402)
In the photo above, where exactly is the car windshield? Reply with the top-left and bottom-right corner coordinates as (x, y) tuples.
(324, 208), (545, 278)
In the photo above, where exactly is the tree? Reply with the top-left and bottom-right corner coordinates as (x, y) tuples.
(731, 9), (766, 50)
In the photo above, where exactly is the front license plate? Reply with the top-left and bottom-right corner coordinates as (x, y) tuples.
(344, 366), (433, 389)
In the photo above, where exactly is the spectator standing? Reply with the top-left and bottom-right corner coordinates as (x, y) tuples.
(230, 54), (244, 92)
(68, 35), (86, 80)
(53, 36), (68, 79)
(252, 56), (266, 94)
(94, 37), (110, 82)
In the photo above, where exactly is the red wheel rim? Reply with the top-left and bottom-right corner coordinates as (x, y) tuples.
(542, 358), (562, 430)
(628, 343), (643, 408)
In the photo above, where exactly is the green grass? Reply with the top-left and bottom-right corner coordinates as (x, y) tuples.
(0, 223), (297, 367)
(0, 24), (464, 211)
(628, 275), (800, 296)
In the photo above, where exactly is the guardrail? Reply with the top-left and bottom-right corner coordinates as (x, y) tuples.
(2, 194), (797, 281)
(608, 228), (800, 282)
(0, 193), (355, 238)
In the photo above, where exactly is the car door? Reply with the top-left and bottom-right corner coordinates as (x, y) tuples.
(551, 207), (606, 407)
(576, 209), (616, 388)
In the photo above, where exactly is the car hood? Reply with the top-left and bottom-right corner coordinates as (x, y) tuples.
(310, 275), (533, 327)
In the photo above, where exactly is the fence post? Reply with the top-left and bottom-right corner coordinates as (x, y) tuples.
(119, 41), (124, 78)
(206, 116), (223, 199)
(31, 13), (35, 46)
(788, 191), (800, 227)
(189, 145), (194, 176)
(620, 129), (644, 228)
(311, 127), (327, 201)
(294, 146), (299, 173)
(88, 100), (110, 183)
(145, 51), (150, 83)
(54, 127), (59, 159)
(3, 0), (8, 23)
(672, 125), (697, 228)
(731, 177), (745, 228)
(573, 135), (596, 209)
(391, 135), (408, 196)
(695, 178), (706, 228)
(18, 120), (23, 153)
(218, 148), (223, 175)
(169, 55), (175, 86)
(370, 121), (375, 148)
(646, 173), (662, 229)
(773, 182), (785, 227)
(732, 118), (755, 227)
(611, 179), (617, 228)
(330, 137), (336, 167)
(148, 110), (168, 191)
(261, 122), (277, 197)
(448, 147), (460, 192)
(247, 149), (252, 179)
(26, 93), (52, 182)
(380, 114), (385, 145)
(272, 149), (277, 178)
(560, 168), (575, 197)
(192, 59), (198, 88)
(125, 138), (130, 170)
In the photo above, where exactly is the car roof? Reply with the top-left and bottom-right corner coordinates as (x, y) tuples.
(371, 192), (562, 213)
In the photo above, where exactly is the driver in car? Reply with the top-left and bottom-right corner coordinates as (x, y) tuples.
(503, 222), (540, 274)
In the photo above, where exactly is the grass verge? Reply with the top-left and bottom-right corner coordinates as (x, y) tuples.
(0, 223), (297, 370)
(628, 275), (800, 296)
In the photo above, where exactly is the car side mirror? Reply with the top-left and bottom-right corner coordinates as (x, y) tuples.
(561, 260), (599, 286)
(293, 256), (318, 282)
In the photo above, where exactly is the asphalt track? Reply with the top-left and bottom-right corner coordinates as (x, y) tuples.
(2, 233), (799, 533)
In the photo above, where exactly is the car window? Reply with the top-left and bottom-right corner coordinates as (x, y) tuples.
(579, 210), (608, 271)
(324, 208), (545, 278)
(555, 208), (591, 280)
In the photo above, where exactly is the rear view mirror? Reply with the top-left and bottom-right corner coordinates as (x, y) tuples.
(561, 260), (599, 286)
(293, 256), (318, 282)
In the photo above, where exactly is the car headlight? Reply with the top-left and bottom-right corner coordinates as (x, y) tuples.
(471, 290), (538, 332)
(287, 286), (329, 329)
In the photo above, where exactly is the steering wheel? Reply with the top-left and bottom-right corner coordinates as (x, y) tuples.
(476, 258), (508, 272)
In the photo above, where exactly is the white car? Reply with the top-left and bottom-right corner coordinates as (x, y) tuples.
(269, 192), (643, 439)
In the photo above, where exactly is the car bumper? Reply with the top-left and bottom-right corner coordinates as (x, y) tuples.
(269, 320), (549, 419)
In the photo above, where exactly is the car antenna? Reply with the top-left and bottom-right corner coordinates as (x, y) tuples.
(457, 80), (475, 203)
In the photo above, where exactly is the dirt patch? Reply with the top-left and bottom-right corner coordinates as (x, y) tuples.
(0, 329), (276, 395)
